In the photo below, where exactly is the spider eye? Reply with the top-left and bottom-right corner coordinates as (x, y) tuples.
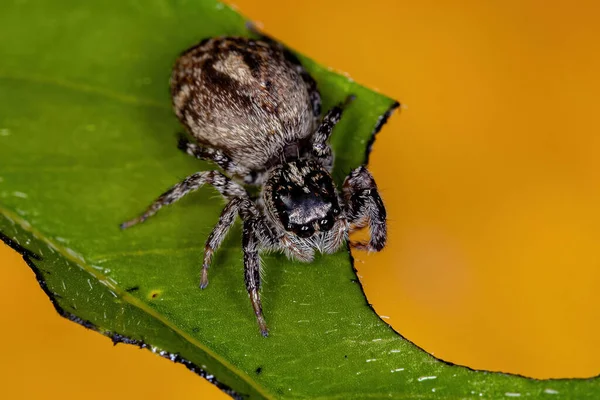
(319, 218), (334, 231)
(295, 224), (314, 238)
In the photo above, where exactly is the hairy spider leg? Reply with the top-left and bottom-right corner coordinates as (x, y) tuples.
(342, 166), (387, 252)
(201, 197), (260, 288)
(201, 199), (240, 289)
(122, 167), (278, 336)
(207, 198), (280, 335)
(177, 134), (252, 177)
(120, 170), (246, 229)
(311, 95), (356, 169)
(243, 219), (269, 337)
(178, 134), (271, 186)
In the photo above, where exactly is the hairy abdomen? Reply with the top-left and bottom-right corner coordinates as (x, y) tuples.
(170, 37), (315, 171)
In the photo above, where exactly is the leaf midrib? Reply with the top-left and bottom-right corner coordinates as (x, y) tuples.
(0, 203), (276, 400)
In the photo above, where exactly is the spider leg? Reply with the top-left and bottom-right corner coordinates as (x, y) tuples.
(312, 95), (355, 169)
(120, 170), (246, 229)
(177, 134), (251, 177)
(342, 166), (387, 252)
(243, 219), (269, 337)
(201, 197), (276, 336)
(240, 169), (269, 186)
(201, 198), (242, 288)
(200, 197), (263, 288)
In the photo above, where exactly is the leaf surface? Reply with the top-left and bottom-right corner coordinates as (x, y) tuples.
(0, 0), (597, 398)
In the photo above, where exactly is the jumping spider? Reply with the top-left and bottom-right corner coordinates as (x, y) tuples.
(121, 35), (387, 337)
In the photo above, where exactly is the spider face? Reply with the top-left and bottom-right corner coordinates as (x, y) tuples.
(267, 159), (342, 238)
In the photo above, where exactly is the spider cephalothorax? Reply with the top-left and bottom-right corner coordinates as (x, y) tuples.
(267, 160), (340, 235)
(121, 34), (390, 337)
(264, 159), (347, 261)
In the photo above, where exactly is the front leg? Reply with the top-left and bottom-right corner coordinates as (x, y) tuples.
(342, 166), (387, 252)
(312, 95), (355, 169)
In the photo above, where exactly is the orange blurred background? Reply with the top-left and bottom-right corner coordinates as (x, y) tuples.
(2, 0), (600, 398)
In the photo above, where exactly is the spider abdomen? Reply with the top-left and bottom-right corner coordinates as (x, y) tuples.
(170, 37), (318, 171)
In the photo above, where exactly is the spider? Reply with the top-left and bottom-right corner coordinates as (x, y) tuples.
(121, 34), (387, 337)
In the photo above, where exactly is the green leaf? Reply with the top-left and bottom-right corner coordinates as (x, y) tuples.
(0, 0), (597, 398)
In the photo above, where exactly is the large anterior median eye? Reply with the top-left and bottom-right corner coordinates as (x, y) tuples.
(294, 224), (314, 238)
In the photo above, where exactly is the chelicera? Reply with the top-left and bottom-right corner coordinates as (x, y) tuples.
(121, 34), (388, 337)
